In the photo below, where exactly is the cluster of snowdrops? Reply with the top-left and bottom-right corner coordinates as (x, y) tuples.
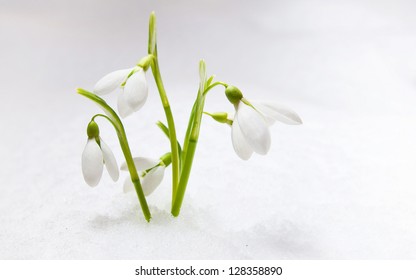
(77, 12), (302, 221)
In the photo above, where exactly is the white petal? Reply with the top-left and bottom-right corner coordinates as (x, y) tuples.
(120, 157), (159, 171)
(99, 139), (119, 182)
(123, 177), (135, 193)
(237, 102), (271, 155)
(117, 92), (134, 118)
(124, 69), (148, 111)
(251, 103), (276, 126)
(93, 68), (133, 96)
(231, 113), (253, 160)
(252, 100), (302, 125)
(142, 166), (165, 196)
(81, 139), (103, 187)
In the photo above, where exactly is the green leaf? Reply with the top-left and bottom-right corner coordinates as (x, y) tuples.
(76, 88), (123, 131)
(156, 121), (183, 158)
(156, 120), (170, 139)
(206, 75), (215, 87)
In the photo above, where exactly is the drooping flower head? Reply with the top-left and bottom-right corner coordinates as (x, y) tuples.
(222, 85), (302, 160)
(81, 120), (119, 187)
(93, 59), (151, 118)
(121, 153), (171, 196)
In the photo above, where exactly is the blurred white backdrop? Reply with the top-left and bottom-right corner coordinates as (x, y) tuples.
(1, 0), (416, 259)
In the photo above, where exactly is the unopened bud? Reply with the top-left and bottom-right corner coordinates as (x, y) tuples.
(211, 112), (228, 123)
(204, 112), (233, 125)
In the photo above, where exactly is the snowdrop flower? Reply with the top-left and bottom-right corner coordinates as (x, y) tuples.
(225, 86), (302, 160)
(120, 153), (171, 196)
(93, 66), (148, 118)
(81, 121), (119, 187)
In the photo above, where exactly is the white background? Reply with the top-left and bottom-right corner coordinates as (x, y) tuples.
(1, 0), (416, 259)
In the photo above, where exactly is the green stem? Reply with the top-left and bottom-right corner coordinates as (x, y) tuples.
(150, 57), (180, 204)
(172, 93), (206, 216)
(118, 133), (151, 222)
(205, 81), (228, 92)
(92, 114), (116, 126)
(172, 139), (198, 216)
(180, 100), (197, 170)
(77, 88), (151, 222)
(172, 80), (228, 216)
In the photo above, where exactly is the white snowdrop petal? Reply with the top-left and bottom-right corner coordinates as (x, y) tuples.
(123, 177), (135, 193)
(252, 100), (302, 125)
(81, 139), (104, 187)
(120, 157), (159, 171)
(251, 102), (275, 126)
(93, 68), (132, 96)
(231, 114), (253, 160)
(237, 102), (271, 155)
(142, 166), (165, 196)
(133, 157), (159, 170)
(124, 69), (148, 111)
(99, 139), (119, 182)
(117, 92), (134, 118)
(263, 114), (276, 126)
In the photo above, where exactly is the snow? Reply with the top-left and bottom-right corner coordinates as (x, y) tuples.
(1, 0), (416, 259)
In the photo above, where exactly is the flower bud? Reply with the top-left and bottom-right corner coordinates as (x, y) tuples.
(148, 12), (157, 54)
(225, 85), (243, 105)
(199, 60), (207, 93)
(211, 112), (228, 123)
(204, 112), (233, 125)
(87, 120), (100, 139)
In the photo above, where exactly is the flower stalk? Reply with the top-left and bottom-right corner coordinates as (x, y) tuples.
(77, 89), (151, 222)
(148, 12), (181, 204)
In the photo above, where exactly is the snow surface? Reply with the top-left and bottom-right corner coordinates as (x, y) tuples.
(1, 0), (416, 259)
